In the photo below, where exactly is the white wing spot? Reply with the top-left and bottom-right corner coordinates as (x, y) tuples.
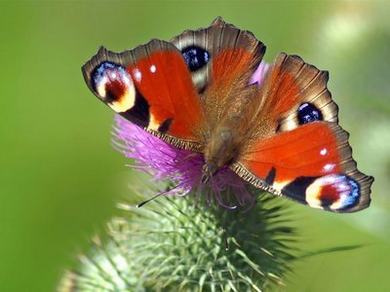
(320, 148), (328, 156)
(323, 163), (335, 172)
(133, 68), (142, 82)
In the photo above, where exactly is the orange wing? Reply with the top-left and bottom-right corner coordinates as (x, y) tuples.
(233, 122), (373, 212)
(232, 53), (373, 212)
(82, 40), (203, 149)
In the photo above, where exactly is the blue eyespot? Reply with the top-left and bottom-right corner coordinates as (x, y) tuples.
(341, 175), (360, 208)
(90, 61), (135, 107)
(297, 102), (323, 124)
(181, 46), (210, 72)
(92, 62), (123, 92)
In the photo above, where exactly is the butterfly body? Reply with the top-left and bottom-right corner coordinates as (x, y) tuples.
(201, 77), (257, 179)
(83, 17), (373, 212)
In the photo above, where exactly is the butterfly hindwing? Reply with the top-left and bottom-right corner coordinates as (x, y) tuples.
(171, 17), (265, 93)
(272, 53), (339, 131)
(171, 18), (267, 136)
(232, 53), (373, 212)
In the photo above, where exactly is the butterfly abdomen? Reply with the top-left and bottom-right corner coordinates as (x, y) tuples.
(204, 126), (238, 173)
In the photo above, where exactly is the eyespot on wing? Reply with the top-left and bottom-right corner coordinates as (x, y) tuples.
(91, 61), (136, 113)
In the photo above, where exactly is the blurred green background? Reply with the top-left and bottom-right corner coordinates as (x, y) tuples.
(1, 0), (389, 291)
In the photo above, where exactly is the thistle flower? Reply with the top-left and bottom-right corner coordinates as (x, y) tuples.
(112, 61), (270, 209)
(59, 188), (295, 292)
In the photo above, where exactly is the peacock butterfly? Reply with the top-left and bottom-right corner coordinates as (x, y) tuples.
(82, 17), (373, 212)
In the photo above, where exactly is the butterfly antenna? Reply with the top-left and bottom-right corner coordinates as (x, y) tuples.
(136, 193), (164, 208)
(136, 185), (178, 208)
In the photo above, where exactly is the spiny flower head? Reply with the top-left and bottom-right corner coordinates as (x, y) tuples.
(59, 191), (295, 292)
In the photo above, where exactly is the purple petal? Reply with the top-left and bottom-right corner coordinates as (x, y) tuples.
(250, 60), (270, 85)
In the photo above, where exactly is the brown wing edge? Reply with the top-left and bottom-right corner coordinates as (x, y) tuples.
(327, 123), (374, 213)
(145, 128), (203, 152)
(230, 162), (281, 196)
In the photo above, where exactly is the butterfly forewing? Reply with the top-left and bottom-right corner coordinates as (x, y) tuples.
(82, 40), (204, 151)
(232, 53), (373, 212)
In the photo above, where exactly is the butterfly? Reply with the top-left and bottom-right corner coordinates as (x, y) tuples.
(82, 17), (373, 212)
